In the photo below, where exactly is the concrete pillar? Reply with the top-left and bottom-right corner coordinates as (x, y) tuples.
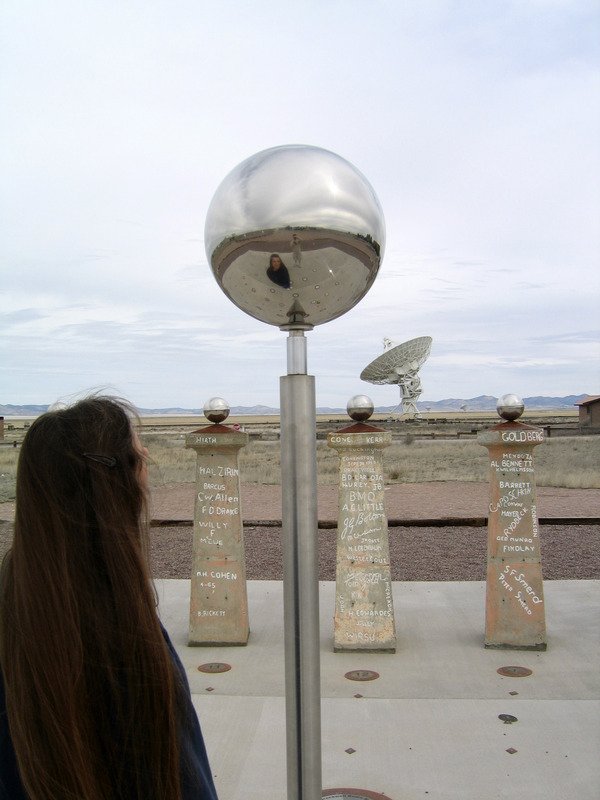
(327, 422), (396, 652)
(478, 420), (547, 650)
(185, 423), (249, 645)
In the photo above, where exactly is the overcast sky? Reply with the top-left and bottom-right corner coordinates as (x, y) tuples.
(2, 0), (599, 410)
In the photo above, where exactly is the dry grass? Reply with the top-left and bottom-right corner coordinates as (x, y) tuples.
(143, 433), (197, 486)
(534, 437), (600, 489)
(139, 433), (599, 490)
(1, 431), (597, 504)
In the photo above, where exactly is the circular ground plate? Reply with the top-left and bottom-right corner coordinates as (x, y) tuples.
(323, 791), (391, 800)
(497, 666), (532, 677)
(344, 670), (380, 682)
(197, 662), (232, 674)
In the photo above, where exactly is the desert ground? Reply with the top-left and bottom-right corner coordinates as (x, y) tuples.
(1, 481), (598, 582)
(1, 412), (597, 582)
(148, 480), (599, 581)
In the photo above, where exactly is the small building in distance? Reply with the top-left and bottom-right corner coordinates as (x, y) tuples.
(574, 395), (600, 429)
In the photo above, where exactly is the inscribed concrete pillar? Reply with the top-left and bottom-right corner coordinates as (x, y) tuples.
(478, 401), (546, 650)
(327, 414), (396, 652)
(185, 422), (249, 645)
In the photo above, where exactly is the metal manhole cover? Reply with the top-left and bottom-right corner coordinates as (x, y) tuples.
(323, 791), (391, 800)
(344, 670), (380, 682)
(497, 666), (532, 677)
(197, 662), (232, 674)
(322, 789), (390, 800)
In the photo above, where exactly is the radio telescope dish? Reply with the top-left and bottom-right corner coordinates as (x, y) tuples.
(360, 336), (432, 419)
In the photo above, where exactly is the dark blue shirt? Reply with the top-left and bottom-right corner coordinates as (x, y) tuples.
(0, 624), (218, 799)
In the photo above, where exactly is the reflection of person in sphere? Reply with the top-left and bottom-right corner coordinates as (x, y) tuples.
(266, 254), (291, 288)
(290, 234), (302, 268)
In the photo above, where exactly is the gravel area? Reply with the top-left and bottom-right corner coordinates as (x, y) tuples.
(2, 482), (598, 582)
(149, 523), (600, 581)
(145, 480), (599, 581)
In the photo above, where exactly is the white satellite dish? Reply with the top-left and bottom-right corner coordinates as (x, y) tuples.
(360, 336), (433, 419)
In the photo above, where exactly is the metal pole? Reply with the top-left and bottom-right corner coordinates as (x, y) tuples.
(280, 330), (322, 800)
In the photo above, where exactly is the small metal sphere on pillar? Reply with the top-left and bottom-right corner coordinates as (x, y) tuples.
(497, 394), (524, 421)
(347, 394), (374, 422)
(203, 397), (230, 423)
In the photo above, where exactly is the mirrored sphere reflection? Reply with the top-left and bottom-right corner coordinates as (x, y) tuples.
(347, 394), (374, 422)
(497, 394), (524, 421)
(204, 397), (230, 423)
(205, 145), (386, 327)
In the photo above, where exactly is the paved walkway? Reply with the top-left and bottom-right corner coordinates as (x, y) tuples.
(158, 578), (600, 800)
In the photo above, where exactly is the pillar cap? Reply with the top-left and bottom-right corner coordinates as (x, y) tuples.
(190, 423), (243, 435)
(335, 421), (385, 434)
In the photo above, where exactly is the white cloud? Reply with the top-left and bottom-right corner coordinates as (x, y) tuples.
(1, 0), (598, 407)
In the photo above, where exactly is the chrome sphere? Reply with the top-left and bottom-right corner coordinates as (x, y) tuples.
(204, 145), (385, 328)
(203, 396), (230, 423)
(497, 394), (524, 421)
(347, 394), (374, 422)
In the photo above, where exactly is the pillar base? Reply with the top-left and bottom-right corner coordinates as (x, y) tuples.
(485, 641), (547, 651)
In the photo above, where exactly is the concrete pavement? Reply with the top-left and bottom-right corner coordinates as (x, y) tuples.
(156, 579), (600, 800)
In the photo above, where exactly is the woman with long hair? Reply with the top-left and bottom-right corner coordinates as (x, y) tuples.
(0, 396), (218, 800)
(266, 253), (291, 288)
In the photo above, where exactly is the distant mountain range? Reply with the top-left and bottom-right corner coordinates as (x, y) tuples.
(0, 395), (588, 417)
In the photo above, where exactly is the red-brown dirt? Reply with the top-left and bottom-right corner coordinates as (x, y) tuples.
(2, 482), (597, 581)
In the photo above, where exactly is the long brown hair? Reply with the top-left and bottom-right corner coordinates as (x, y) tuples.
(0, 396), (183, 800)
